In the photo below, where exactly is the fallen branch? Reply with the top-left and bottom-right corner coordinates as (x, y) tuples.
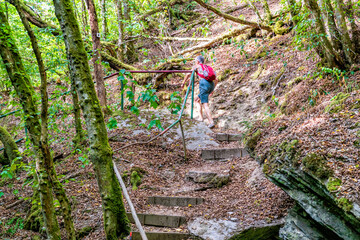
(100, 52), (139, 71)
(193, 0), (272, 31)
(6, 199), (25, 209)
(177, 3), (249, 34)
(148, 36), (211, 42)
(60, 170), (85, 183)
(6, 0), (61, 36)
(138, 0), (186, 21)
(174, 26), (253, 57)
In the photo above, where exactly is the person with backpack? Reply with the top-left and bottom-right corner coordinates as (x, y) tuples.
(181, 55), (217, 128)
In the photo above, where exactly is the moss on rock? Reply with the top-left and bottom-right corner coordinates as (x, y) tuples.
(244, 129), (262, 152)
(326, 177), (341, 192)
(336, 198), (353, 212)
(272, 21), (290, 35)
(324, 92), (350, 113)
(263, 140), (300, 175)
(287, 77), (303, 88)
(302, 153), (333, 180)
(251, 64), (264, 80)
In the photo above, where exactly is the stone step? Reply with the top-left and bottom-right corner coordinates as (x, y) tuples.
(148, 196), (204, 207)
(126, 213), (186, 228)
(132, 231), (199, 240)
(215, 133), (242, 142)
(201, 148), (249, 160)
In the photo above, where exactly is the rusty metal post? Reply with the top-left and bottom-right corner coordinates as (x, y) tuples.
(179, 120), (187, 160)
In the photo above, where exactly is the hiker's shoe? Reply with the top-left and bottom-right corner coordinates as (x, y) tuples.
(208, 123), (215, 129)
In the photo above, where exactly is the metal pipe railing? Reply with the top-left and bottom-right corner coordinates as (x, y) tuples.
(113, 70), (195, 159)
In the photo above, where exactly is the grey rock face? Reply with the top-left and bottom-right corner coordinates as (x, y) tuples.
(188, 217), (238, 240)
(279, 205), (342, 240)
(186, 171), (230, 188)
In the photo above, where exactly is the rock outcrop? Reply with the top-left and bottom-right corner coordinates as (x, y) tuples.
(244, 132), (360, 240)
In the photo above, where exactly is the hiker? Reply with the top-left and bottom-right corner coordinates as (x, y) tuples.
(181, 55), (217, 128)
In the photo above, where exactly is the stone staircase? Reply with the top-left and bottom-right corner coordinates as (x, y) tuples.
(130, 197), (203, 240)
(131, 133), (246, 240)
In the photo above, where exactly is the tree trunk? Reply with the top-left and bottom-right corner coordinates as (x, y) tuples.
(247, 0), (263, 22)
(101, 0), (107, 40)
(13, 2), (77, 238)
(51, 0), (130, 239)
(304, 0), (345, 68)
(116, 0), (125, 61)
(6, 0), (62, 36)
(347, 0), (360, 54)
(260, 0), (272, 23)
(85, 0), (108, 112)
(0, 126), (19, 165)
(81, 0), (88, 37)
(0, 8), (61, 240)
(70, 75), (85, 147)
(322, 0), (343, 51)
(334, 0), (355, 65)
(123, 0), (137, 63)
(286, 0), (297, 25)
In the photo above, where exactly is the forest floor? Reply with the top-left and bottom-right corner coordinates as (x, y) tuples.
(1, 0), (360, 239)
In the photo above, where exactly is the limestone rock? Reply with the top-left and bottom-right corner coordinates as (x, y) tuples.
(186, 171), (230, 188)
(188, 217), (238, 240)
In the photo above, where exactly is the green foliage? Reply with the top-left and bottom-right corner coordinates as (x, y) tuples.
(167, 91), (182, 114)
(148, 115), (163, 131)
(76, 149), (90, 168)
(118, 70), (165, 130)
(326, 177), (341, 192)
(0, 217), (24, 238)
(107, 117), (118, 130)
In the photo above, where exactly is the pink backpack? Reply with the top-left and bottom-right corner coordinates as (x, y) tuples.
(198, 64), (216, 81)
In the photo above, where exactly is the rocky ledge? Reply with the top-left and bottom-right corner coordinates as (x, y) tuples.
(244, 130), (360, 240)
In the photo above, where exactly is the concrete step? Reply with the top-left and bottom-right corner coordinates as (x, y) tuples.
(132, 231), (199, 240)
(127, 213), (186, 228)
(215, 133), (242, 142)
(201, 148), (249, 160)
(148, 196), (204, 207)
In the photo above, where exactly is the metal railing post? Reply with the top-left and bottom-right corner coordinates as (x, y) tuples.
(190, 70), (195, 119)
(120, 79), (124, 111)
(179, 120), (187, 160)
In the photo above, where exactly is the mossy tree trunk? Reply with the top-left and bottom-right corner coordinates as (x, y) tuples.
(51, 0), (130, 239)
(247, 0), (263, 22)
(333, 0), (356, 65)
(81, 0), (88, 37)
(116, 0), (125, 61)
(0, 8), (61, 240)
(85, 0), (108, 112)
(322, 0), (343, 51)
(71, 75), (85, 147)
(304, 0), (345, 68)
(101, 0), (107, 40)
(347, 0), (360, 53)
(286, 0), (297, 25)
(0, 126), (19, 166)
(123, 0), (137, 63)
(14, 2), (76, 238)
(260, 0), (272, 23)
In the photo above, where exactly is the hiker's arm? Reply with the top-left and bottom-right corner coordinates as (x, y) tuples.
(181, 73), (191, 88)
(181, 66), (199, 88)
